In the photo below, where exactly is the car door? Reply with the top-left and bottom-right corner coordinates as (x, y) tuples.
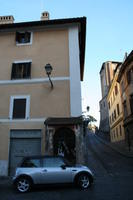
(40, 157), (73, 184)
(21, 157), (43, 184)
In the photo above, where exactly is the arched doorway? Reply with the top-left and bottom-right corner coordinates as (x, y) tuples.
(53, 127), (75, 163)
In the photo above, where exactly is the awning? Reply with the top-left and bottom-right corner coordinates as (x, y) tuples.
(44, 117), (82, 126)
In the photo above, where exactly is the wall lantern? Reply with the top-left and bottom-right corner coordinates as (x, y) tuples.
(45, 63), (53, 89)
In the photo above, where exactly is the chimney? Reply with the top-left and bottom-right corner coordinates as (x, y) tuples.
(0, 15), (14, 24)
(41, 11), (50, 21)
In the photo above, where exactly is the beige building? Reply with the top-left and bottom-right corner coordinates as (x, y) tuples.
(107, 64), (125, 142)
(99, 61), (121, 134)
(0, 13), (86, 176)
(117, 50), (133, 150)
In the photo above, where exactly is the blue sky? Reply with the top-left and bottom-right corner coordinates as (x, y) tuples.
(0, 0), (133, 125)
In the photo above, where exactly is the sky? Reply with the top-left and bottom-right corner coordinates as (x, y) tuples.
(0, 0), (133, 126)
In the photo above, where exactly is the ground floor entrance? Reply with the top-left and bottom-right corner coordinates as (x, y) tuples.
(44, 117), (84, 165)
(53, 127), (75, 162)
(9, 130), (42, 176)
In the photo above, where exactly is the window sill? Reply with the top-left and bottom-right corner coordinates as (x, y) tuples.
(12, 118), (27, 119)
(16, 42), (32, 46)
(11, 78), (31, 80)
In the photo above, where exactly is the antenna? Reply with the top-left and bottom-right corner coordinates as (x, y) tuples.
(123, 52), (128, 61)
(41, 0), (45, 12)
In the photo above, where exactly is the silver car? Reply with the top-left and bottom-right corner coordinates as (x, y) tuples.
(13, 155), (94, 193)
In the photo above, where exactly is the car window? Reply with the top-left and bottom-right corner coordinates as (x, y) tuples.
(21, 158), (41, 168)
(43, 157), (65, 168)
(63, 158), (72, 167)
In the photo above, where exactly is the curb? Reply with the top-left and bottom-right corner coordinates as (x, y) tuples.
(0, 176), (12, 181)
(95, 134), (133, 158)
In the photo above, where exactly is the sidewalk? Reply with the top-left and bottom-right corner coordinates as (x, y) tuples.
(0, 176), (12, 185)
(95, 132), (133, 158)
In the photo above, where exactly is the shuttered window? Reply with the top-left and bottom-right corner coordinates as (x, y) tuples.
(115, 85), (118, 95)
(123, 101), (128, 118)
(16, 31), (31, 44)
(11, 62), (31, 79)
(108, 101), (110, 109)
(127, 67), (133, 85)
(114, 109), (116, 120)
(117, 104), (120, 116)
(119, 125), (122, 136)
(130, 94), (133, 114)
(13, 99), (26, 119)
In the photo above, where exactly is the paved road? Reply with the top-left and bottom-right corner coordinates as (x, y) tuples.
(0, 132), (133, 200)
(86, 132), (133, 176)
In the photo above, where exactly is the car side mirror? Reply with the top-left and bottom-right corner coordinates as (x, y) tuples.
(61, 164), (66, 170)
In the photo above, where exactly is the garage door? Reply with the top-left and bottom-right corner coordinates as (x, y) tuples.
(9, 130), (42, 176)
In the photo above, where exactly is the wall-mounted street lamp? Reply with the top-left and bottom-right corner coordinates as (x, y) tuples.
(45, 63), (53, 89)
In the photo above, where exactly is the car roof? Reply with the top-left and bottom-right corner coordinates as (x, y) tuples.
(22, 155), (64, 160)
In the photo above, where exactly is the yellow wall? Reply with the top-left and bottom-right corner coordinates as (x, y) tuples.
(0, 81), (70, 118)
(0, 29), (69, 80)
(107, 70), (125, 142)
(119, 62), (133, 116)
(110, 121), (124, 142)
(0, 28), (71, 166)
(0, 28), (71, 119)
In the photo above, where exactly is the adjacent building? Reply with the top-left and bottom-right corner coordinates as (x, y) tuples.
(117, 50), (133, 150)
(107, 63), (125, 142)
(99, 61), (121, 134)
(0, 13), (86, 176)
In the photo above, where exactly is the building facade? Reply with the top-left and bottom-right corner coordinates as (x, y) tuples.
(0, 13), (86, 176)
(117, 50), (133, 150)
(99, 61), (120, 134)
(107, 64), (125, 142)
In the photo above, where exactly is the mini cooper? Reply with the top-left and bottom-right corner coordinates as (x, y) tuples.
(13, 155), (94, 193)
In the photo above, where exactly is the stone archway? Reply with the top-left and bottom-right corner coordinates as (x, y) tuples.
(53, 127), (75, 163)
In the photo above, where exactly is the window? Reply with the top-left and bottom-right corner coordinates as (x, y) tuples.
(9, 95), (30, 119)
(119, 125), (122, 136)
(13, 99), (26, 119)
(130, 94), (133, 114)
(126, 67), (133, 84)
(110, 116), (111, 124)
(121, 81), (124, 93)
(43, 157), (65, 168)
(123, 100), (128, 118)
(108, 101), (110, 109)
(21, 158), (41, 168)
(115, 85), (118, 95)
(11, 61), (31, 79)
(16, 31), (32, 44)
(112, 113), (114, 122)
(114, 109), (116, 120)
(117, 104), (120, 116)
(116, 127), (118, 138)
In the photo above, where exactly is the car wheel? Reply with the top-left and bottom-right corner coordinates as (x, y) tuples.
(77, 173), (91, 189)
(16, 177), (32, 193)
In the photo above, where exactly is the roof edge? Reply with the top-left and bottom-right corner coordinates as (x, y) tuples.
(117, 50), (133, 82)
